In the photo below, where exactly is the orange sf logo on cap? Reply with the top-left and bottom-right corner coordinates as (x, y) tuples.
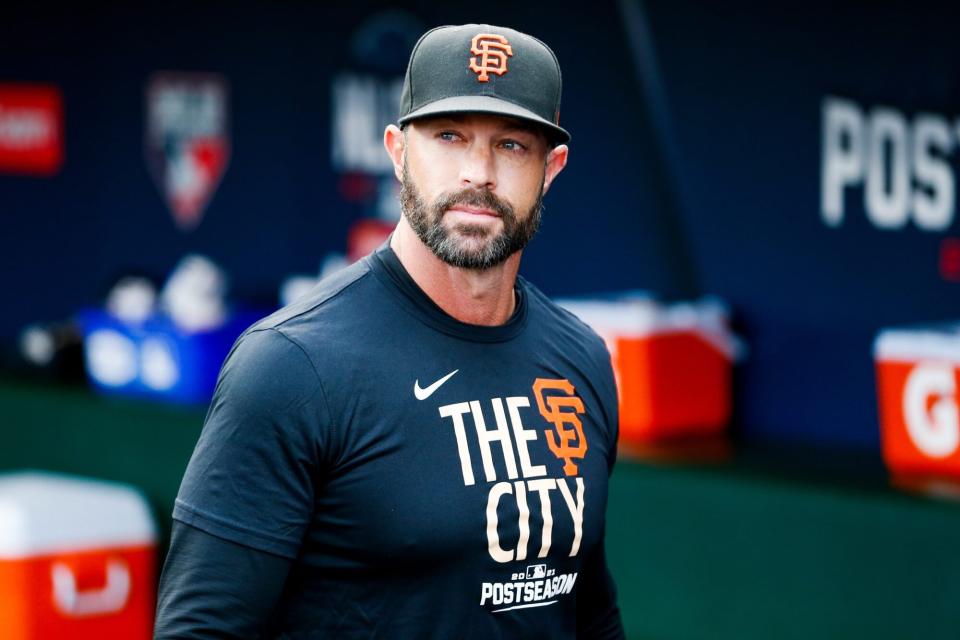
(468, 34), (513, 82)
(533, 378), (588, 476)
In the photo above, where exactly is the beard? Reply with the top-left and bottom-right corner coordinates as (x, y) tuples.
(399, 163), (544, 270)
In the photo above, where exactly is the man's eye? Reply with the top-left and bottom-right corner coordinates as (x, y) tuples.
(501, 140), (527, 152)
(438, 131), (459, 142)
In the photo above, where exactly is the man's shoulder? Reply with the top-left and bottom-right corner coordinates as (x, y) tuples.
(521, 278), (619, 446)
(224, 258), (384, 379)
(522, 278), (609, 356)
(249, 258), (376, 334)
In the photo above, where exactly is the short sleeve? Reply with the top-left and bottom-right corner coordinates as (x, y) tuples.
(173, 327), (329, 559)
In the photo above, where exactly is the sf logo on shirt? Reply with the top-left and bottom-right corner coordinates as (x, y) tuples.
(534, 378), (588, 476)
(435, 378), (589, 563)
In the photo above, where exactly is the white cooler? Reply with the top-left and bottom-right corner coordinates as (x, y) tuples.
(0, 472), (156, 639)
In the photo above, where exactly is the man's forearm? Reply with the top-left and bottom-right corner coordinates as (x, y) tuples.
(154, 521), (292, 639)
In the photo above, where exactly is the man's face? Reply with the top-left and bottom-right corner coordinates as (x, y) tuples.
(398, 114), (553, 270)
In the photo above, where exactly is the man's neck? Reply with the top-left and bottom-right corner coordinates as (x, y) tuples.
(390, 218), (520, 326)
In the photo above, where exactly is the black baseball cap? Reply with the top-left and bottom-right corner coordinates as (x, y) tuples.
(398, 24), (570, 144)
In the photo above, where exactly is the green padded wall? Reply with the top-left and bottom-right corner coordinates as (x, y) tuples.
(3, 380), (959, 638)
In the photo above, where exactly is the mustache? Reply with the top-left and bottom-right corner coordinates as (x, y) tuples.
(432, 188), (514, 219)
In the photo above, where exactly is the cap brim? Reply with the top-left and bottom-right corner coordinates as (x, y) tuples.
(398, 95), (570, 144)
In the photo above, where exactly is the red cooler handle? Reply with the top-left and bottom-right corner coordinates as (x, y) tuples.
(50, 557), (131, 617)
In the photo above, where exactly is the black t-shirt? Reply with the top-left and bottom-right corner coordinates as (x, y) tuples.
(165, 244), (623, 638)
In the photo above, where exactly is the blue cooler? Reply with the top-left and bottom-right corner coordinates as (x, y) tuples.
(77, 308), (263, 405)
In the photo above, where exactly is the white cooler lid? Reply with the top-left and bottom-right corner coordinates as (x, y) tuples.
(557, 296), (740, 360)
(0, 471), (156, 559)
(874, 326), (960, 364)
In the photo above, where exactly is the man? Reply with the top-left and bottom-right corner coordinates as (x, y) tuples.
(155, 23), (624, 639)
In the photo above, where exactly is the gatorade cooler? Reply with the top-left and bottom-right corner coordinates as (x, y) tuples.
(875, 326), (960, 479)
(559, 296), (738, 444)
(0, 472), (157, 639)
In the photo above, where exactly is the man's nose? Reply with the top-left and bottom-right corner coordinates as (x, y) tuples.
(459, 143), (496, 190)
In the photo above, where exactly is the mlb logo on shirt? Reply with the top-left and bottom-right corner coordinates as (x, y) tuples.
(525, 564), (547, 579)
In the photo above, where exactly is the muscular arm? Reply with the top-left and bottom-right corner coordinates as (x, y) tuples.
(155, 327), (330, 637)
(154, 521), (292, 639)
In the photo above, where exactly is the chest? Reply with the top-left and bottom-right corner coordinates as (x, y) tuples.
(306, 342), (613, 574)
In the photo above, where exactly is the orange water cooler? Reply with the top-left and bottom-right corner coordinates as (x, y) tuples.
(875, 327), (960, 480)
(560, 297), (737, 444)
(0, 472), (157, 639)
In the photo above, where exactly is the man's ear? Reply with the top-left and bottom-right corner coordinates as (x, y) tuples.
(384, 124), (406, 181)
(541, 144), (569, 196)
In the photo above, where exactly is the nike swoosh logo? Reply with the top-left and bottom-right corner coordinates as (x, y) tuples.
(414, 369), (459, 400)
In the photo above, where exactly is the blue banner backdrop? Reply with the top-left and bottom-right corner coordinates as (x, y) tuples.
(3, 1), (956, 452)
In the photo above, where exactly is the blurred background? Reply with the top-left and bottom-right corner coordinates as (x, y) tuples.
(3, 1), (960, 638)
